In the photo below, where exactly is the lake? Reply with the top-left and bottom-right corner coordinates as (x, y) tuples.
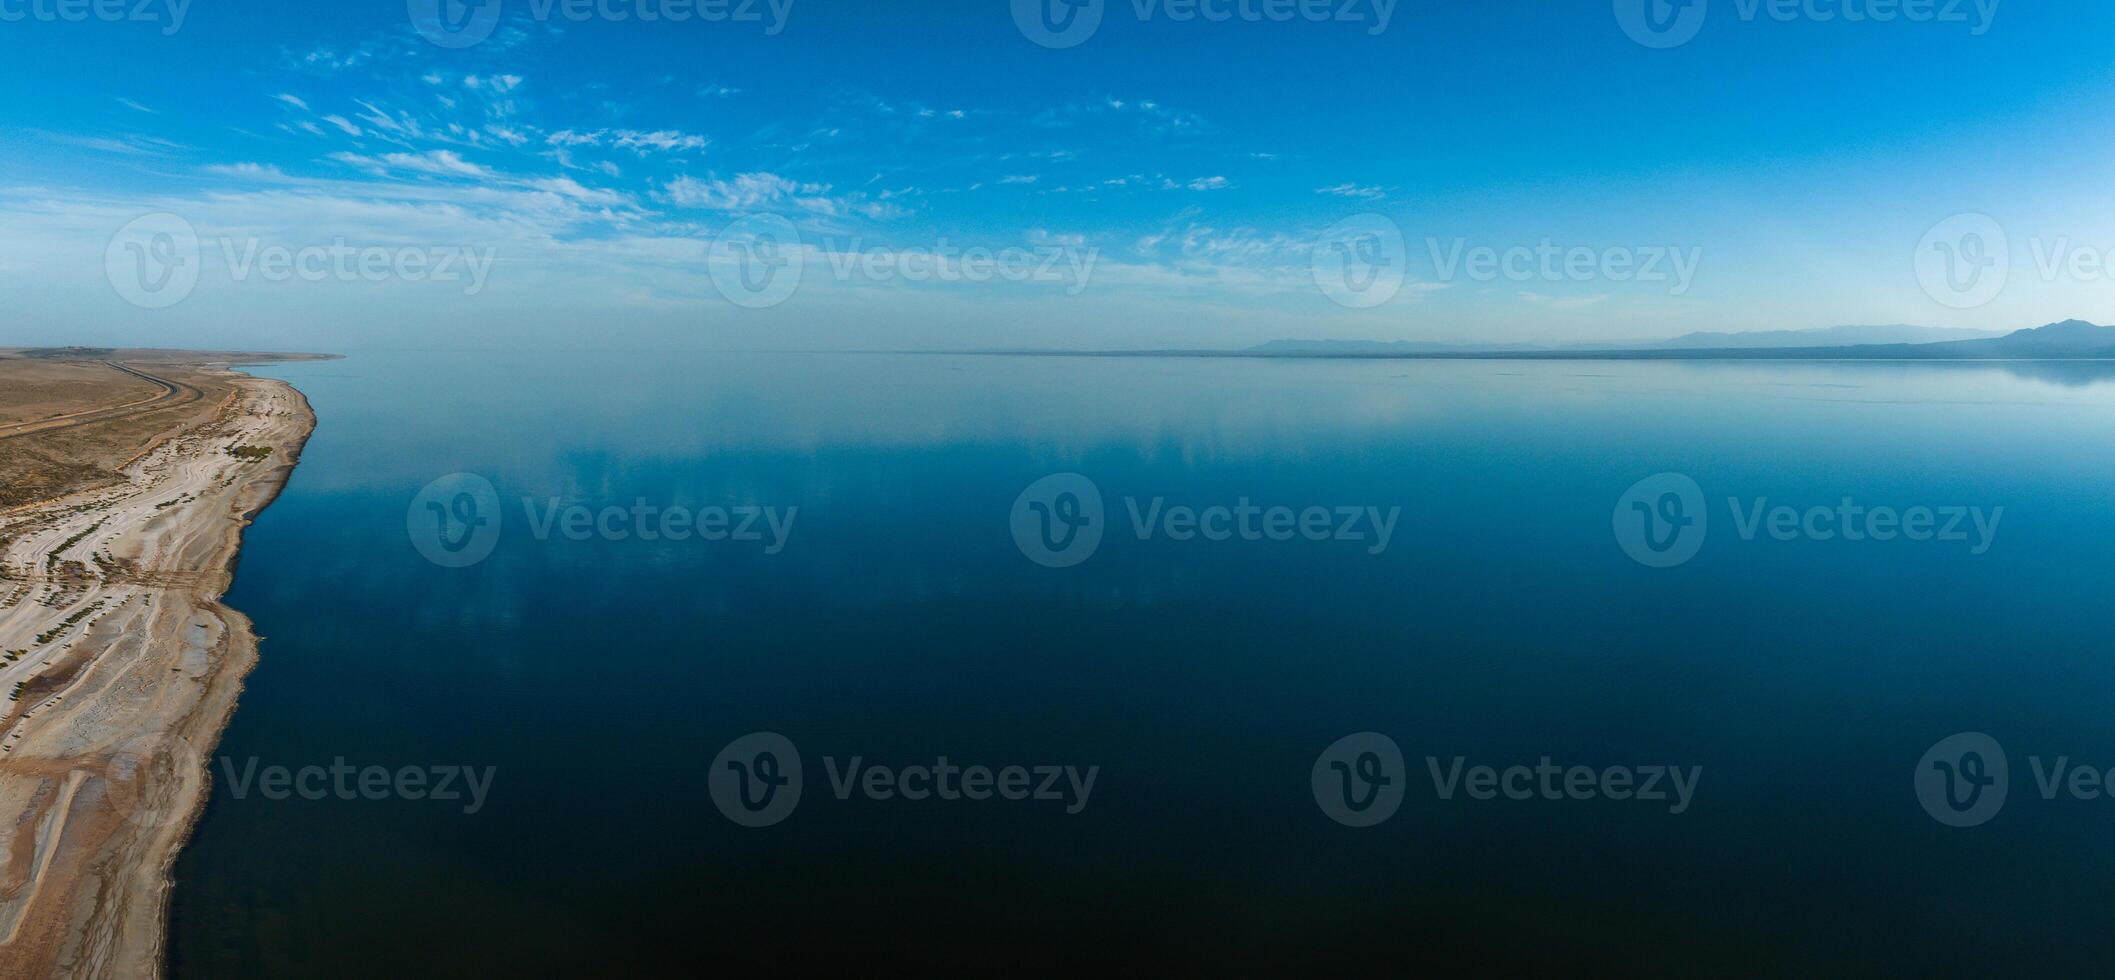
(169, 352), (2115, 973)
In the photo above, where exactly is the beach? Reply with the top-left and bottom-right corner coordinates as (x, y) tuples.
(0, 357), (316, 977)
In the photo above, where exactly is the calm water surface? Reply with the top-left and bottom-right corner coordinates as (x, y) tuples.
(170, 352), (2115, 973)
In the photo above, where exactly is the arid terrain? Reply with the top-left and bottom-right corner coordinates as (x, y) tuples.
(0, 349), (325, 977)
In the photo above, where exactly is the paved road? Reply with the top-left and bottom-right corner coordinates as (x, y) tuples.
(0, 361), (202, 442)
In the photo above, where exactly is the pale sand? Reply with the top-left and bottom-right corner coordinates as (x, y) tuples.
(0, 369), (315, 977)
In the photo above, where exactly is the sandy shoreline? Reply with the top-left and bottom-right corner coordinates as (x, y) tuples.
(0, 368), (316, 977)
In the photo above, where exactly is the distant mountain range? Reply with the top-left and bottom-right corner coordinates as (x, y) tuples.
(1240, 321), (2115, 359)
(1905, 319), (2115, 357)
(1646, 324), (2005, 350)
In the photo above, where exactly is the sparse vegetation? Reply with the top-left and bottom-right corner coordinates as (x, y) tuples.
(33, 601), (103, 646)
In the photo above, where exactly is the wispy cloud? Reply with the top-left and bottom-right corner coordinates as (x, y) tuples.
(662, 171), (908, 221)
(664, 172), (824, 210)
(1316, 183), (1385, 200)
(204, 162), (290, 180)
(547, 129), (604, 147)
(289, 43), (378, 75)
(613, 129), (708, 154)
(330, 149), (496, 179)
(464, 74), (524, 93)
(29, 130), (187, 156)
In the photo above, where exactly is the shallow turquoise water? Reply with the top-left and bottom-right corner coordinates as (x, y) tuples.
(169, 352), (2115, 973)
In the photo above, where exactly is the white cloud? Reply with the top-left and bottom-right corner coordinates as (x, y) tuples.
(331, 149), (495, 180)
(465, 74), (524, 93)
(273, 93), (310, 111)
(352, 99), (420, 139)
(1316, 183), (1385, 200)
(204, 162), (289, 180)
(547, 129), (605, 147)
(526, 176), (629, 207)
(665, 172), (810, 210)
(552, 129), (707, 154)
(295, 44), (373, 74)
(660, 172), (905, 221)
(29, 130), (185, 156)
(613, 129), (708, 154)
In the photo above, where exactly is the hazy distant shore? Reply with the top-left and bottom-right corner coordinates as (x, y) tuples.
(943, 319), (2115, 362)
(956, 348), (2115, 361)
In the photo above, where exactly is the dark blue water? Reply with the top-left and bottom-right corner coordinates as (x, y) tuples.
(170, 352), (2115, 974)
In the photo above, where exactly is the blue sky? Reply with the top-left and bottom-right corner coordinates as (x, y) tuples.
(3, 0), (2113, 351)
